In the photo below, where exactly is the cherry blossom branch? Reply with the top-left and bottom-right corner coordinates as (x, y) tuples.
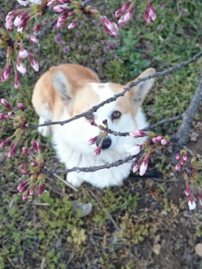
(172, 75), (202, 161)
(46, 153), (140, 174)
(96, 115), (182, 137)
(29, 50), (202, 129)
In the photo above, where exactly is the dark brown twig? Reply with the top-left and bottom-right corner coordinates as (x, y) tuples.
(172, 76), (202, 160)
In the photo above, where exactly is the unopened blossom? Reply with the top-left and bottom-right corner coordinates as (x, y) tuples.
(7, 143), (18, 158)
(14, 12), (29, 28)
(0, 63), (12, 82)
(38, 184), (45, 196)
(130, 130), (147, 138)
(28, 54), (39, 72)
(0, 113), (9, 120)
(184, 184), (191, 196)
(144, 0), (156, 24)
(53, 3), (68, 13)
(0, 137), (11, 149)
(68, 20), (78, 30)
(188, 197), (196, 210)
(100, 16), (119, 37)
(175, 153), (180, 160)
(17, 180), (29, 192)
(14, 71), (21, 89)
(182, 154), (188, 161)
(94, 146), (102, 156)
(16, 59), (26, 75)
(115, 1), (132, 18)
(19, 48), (28, 59)
(19, 163), (28, 174)
(17, 102), (25, 111)
(139, 154), (149, 176)
(22, 146), (31, 156)
(0, 98), (13, 110)
(56, 13), (68, 28)
(132, 161), (140, 173)
(89, 136), (98, 145)
(160, 138), (167, 145)
(118, 8), (134, 27)
(175, 163), (181, 171)
(31, 140), (41, 152)
(30, 35), (39, 43)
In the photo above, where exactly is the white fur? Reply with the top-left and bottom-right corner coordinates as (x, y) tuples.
(51, 83), (148, 188)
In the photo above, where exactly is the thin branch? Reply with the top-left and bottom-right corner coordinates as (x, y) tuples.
(172, 76), (202, 159)
(29, 50), (202, 129)
(45, 153), (140, 175)
(98, 114), (182, 137)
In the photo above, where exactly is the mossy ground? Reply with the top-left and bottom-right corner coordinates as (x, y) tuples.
(0, 1), (202, 268)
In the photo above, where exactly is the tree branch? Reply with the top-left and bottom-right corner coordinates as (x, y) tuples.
(29, 50), (202, 129)
(172, 75), (202, 160)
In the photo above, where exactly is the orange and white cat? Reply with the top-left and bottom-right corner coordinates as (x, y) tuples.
(32, 64), (155, 188)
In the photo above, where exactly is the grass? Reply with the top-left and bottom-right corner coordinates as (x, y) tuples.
(0, 0), (202, 268)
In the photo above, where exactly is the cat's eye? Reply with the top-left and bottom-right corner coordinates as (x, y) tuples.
(111, 110), (122, 120)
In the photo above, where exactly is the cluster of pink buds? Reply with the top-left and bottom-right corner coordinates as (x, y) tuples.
(132, 153), (150, 176)
(144, 0), (156, 24)
(17, 140), (46, 200)
(0, 99), (26, 158)
(0, 45), (39, 88)
(115, 1), (134, 27)
(151, 135), (168, 146)
(175, 150), (188, 171)
(47, 0), (78, 29)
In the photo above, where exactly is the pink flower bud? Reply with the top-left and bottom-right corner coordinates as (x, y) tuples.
(115, 1), (131, 18)
(155, 135), (162, 142)
(22, 146), (31, 156)
(7, 143), (18, 158)
(0, 98), (13, 110)
(175, 154), (180, 160)
(184, 184), (191, 196)
(144, 0), (156, 24)
(0, 113), (8, 120)
(19, 48), (28, 59)
(38, 184), (45, 196)
(139, 155), (149, 176)
(0, 137), (11, 149)
(175, 163), (181, 172)
(17, 180), (28, 192)
(188, 197), (196, 211)
(0, 63), (12, 82)
(30, 35), (39, 43)
(14, 71), (21, 89)
(68, 20), (77, 30)
(118, 7), (134, 27)
(19, 163), (28, 174)
(182, 154), (188, 162)
(94, 146), (102, 156)
(160, 138), (167, 145)
(100, 16), (119, 37)
(17, 102), (25, 111)
(22, 192), (29, 200)
(14, 12), (29, 27)
(89, 136), (98, 145)
(53, 4), (68, 13)
(130, 130), (147, 138)
(16, 59), (26, 75)
(28, 54), (39, 72)
(132, 162), (140, 173)
(31, 140), (41, 152)
(56, 13), (68, 28)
